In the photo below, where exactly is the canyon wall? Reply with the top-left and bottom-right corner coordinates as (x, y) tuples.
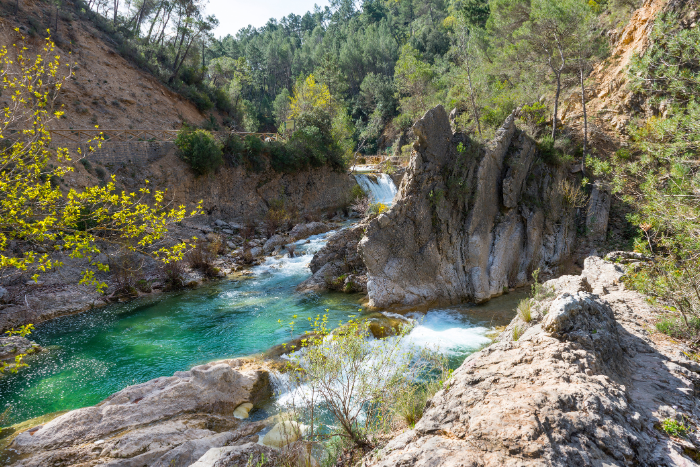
(359, 106), (603, 308)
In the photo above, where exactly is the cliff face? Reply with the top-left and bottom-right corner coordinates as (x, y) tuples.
(359, 106), (589, 308)
(145, 150), (356, 221)
(364, 257), (700, 466)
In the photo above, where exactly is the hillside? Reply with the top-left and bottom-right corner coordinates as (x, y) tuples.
(0, 0), (206, 130)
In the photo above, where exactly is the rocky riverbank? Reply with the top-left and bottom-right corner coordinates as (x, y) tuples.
(364, 256), (700, 466)
(0, 218), (346, 335)
(2, 358), (279, 466)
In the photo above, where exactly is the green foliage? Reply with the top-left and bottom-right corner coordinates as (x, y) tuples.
(512, 324), (523, 341)
(655, 316), (700, 341)
(537, 135), (575, 166)
(367, 202), (389, 218)
(175, 129), (223, 175)
(350, 184), (365, 200)
(531, 268), (554, 300)
(629, 13), (700, 106)
(281, 314), (447, 450)
(661, 418), (689, 438)
(594, 16), (700, 342)
(520, 102), (548, 135)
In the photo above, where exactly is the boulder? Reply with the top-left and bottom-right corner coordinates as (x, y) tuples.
(289, 222), (334, 241)
(297, 224), (366, 293)
(9, 360), (273, 466)
(358, 105), (590, 307)
(232, 402), (253, 419)
(261, 421), (307, 449)
(263, 234), (287, 253)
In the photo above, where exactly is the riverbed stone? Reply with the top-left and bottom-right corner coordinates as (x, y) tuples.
(0, 336), (42, 362)
(262, 421), (307, 448)
(263, 234), (287, 253)
(289, 222), (333, 241)
(232, 402), (253, 419)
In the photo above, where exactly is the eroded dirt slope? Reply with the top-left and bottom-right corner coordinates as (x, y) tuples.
(0, 0), (206, 130)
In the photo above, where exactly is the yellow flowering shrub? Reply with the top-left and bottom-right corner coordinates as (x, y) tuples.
(0, 32), (200, 291)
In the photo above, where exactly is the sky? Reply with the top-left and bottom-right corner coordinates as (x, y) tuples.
(205, 0), (332, 38)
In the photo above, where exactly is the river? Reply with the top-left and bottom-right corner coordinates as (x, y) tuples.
(0, 174), (522, 426)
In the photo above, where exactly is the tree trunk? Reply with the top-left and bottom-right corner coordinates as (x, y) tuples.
(113, 0), (119, 23)
(580, 66), (588, 174)
(552, 71), (561, 142)
(171, 33), (197, 81)
(145, 3), (162, 43)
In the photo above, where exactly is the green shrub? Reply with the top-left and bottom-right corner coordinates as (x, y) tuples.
(661, 418), (689, 438)
(655, 316), (700, 340)
(243, 135), (266, 172)
(537, 135), (575, 167)
(351, 184), (365, 200)
(175, 129), (223, 175)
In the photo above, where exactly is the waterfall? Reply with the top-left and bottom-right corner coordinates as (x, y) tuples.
(354, 173), (398, 205)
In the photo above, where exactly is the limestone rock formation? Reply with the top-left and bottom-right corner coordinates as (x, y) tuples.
(6, 359), (273, 466)
(359, 105), (591, 307)
(364, 257), (700, 466)
(296, 223), (367, 293)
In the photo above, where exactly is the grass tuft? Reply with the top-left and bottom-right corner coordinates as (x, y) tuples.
(517, 298), (533, 323)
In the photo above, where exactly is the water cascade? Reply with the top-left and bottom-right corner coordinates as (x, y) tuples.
(354, 173), (398, 205)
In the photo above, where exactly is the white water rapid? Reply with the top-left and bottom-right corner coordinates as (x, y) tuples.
(354, 173), (398, 205)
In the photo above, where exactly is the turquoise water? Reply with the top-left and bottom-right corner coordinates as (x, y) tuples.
(0, 227), (521, 426)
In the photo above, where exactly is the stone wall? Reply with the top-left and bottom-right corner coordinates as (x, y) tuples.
(58, 141), (176, 167)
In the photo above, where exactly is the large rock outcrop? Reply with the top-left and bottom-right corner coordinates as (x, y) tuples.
(5, 359), (273, 466)
(359, 105), (590, 307)
(365, 257), (700, 466)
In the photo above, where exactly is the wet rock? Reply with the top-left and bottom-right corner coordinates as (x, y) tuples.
(297, 224), (366, 293)
(366, 313), (411, 338)
(263, 234), (287, 253)
(0, 336), (42, 362)
(233, 402), (253, 419)
(289, 222), (333, 241)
